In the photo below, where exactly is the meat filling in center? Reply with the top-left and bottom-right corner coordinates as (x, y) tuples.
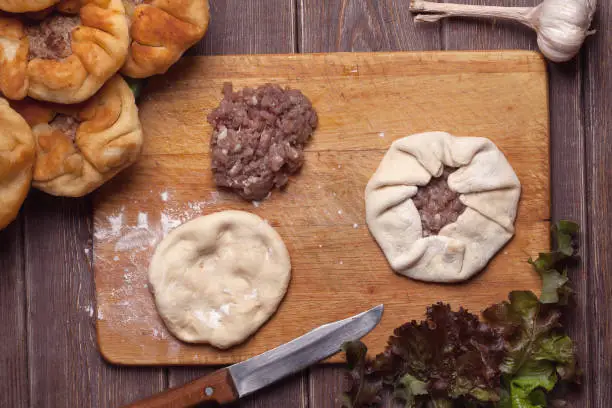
(26, 14), (80, 61)
(412, 167), (467, 237)
(50, 114), (80, 142)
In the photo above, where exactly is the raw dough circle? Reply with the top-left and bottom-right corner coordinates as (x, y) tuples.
(148, 211), (292, 349)
(365, 131), (521, 283)
(0, 97), (35, 230)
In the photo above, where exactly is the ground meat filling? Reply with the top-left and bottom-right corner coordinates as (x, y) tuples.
(26, 14), (80, 61)
(122, 0), (145, 16)
(50, 114), (80, 142)
(207, 83), (318, 200)
(412, 167), (467, 237)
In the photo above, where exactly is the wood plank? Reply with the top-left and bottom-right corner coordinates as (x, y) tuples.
(308, 366), (347, 408)
(0, 217), (28, 408)
(441, 1), (591, 406)
(189, 0), (296, 56)
(23, 192), (165, 407)
(584, 2), (612, 406)
(170, 1), (302, 404)
(168, 369), (307, 408)
(298, 0), (441, 52)
(298, 2), (441, 405)
(441, 0), (539, 50)
(94, 51), (549, 367)
(548, 61), (590, 407)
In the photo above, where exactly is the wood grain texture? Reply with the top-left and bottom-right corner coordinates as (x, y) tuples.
(299, 3), (442, 406)
(548, 61), (590, 406)
(584, 2), (612, 407)
(308, 366), (347, 408)
(189, 0), (296, 56)
(169, 2), (304, 404)
(169, 368), (308, 408)
(441, 0), (539, 50)
(441, 1), (590, 406)
(127, 368), (238, 407)
(0, 217), (28, 408)
(93, 51), (549, 369)
(22, 192), (165, 408)
(0, 2), (604, 408)
(299, 0), (440, 53)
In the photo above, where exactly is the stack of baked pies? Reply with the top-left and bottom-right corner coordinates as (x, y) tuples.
(0, 0), (211, 230)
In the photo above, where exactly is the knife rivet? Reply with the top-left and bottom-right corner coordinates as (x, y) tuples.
(205, 387), (214, 396)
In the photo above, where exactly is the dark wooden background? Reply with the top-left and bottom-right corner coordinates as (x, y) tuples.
(1, 0), (610, 406)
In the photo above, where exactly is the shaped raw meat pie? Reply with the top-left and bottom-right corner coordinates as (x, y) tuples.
(0, 0), (129, 103)
(121, 0), (210, 78)
(365, 131), (521, 283)
(10, 75), (143, 197)
(0, 97), (35, 230)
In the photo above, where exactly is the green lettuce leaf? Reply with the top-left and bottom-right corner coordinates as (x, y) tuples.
(482, 291), (578, 406)
(482, 291), (563, 375)
(507, 361), (557, 408)
(392, 374), (428, 407)
(341, 221), (581, 408)
(533, 335), (577, 381)
(528, 221), (579, 304)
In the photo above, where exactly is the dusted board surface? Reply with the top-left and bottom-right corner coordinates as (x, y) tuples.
(93, 51), (549, 365)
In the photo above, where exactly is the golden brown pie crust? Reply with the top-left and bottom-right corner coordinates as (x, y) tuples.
(10, 75), (143, 197)
(121, 0), (210, 78)
(0, 0), (59, 13)
(0, 97), (35, 230)
(0, 0), (130, 104)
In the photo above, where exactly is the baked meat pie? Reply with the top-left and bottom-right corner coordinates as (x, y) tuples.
(0, 0), (129, 104)
(0, 97), (35, 230)
(121, 0), (210, 78)
(0, 0), (58, 13)
(10, 75), (143, 197)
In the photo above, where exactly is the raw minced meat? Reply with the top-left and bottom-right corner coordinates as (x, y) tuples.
(207, 83), (318, 200)
(412, 167), (466, 237)
(26, 14), (80, 61)
(50, 114), (80, 141)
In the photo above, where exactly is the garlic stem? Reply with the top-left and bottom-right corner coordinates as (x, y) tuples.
(410, 0), (537, 30)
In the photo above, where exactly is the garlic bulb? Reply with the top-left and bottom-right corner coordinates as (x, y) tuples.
(409, 0), (597, 62)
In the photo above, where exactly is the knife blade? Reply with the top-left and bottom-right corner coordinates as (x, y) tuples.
(124, 304), (384, 408)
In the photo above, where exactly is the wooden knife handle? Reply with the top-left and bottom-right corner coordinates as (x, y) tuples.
(123, 368), (238, 408)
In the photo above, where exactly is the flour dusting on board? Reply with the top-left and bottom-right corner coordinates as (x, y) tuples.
(161, 212), (182, 236)
(97, 195), (219, 255)
(137, 212), (148, 228)
(94, 191), (222, 330)
(94, 208), (125, 240)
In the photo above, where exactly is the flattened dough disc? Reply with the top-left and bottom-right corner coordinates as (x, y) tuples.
(148, 210), (291, 349)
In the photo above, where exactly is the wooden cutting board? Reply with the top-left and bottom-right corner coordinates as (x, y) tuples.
(93, 51), (550, 365)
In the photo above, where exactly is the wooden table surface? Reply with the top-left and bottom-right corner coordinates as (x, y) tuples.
(0, 1), (609, 407)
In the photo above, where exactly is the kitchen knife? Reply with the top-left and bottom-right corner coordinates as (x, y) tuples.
(124, 304), (384, 408)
